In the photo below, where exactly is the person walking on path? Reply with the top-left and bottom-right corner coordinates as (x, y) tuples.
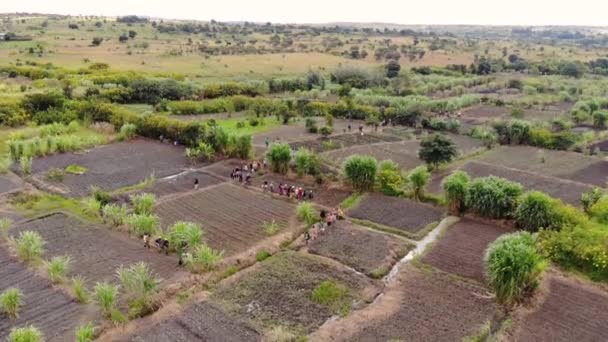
(264, 137), (270, 148)
(194, 178), (199, 190)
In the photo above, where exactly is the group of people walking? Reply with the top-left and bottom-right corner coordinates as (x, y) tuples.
(304, 207), (345, 244)
(262, 181), (314, 201)
(230, 160), (266, 185)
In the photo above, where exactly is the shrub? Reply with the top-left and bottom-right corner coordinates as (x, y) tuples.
(82, 197), (102, 217)
(319, 126), (333, 137)
(19, 156), (32, 175)
(343, 155), (377, 191)
(262, 220), (281, 236)
(256, 250), (271, 262)
(185, 244), (224, 273)
(311, 280), (349, 313)
(0, 287), (23, 319)
(1, 217), (13, 239)
(94, 282), (119, 316)
(8, 326), (43, 342)
(13, 231), (46, 263)
(377, 169), (404, 196)
(118, 123), (137, 141)
(130, 193), (156, 215)
(485, 232), (546, 305)
(167, 221), (204, 252)
(466, 176), (523, 219)
(294, 147), (319, 177)
(126, 214), (159, 237)
(515, 191), (561, 232)
(296, 202), (317, 226)
(75, 323), (95, 342)
(102, 204), (128, 227)
(72, 276), (89, 303)
(589, 196), (608, 224)
(232, 134), (252, 159)
(581, 188), (603, 213)
(90, 186), (112, 206)
(117, 262), (160, 316)
(441, 170), (470, 214)
(418, 133), (458, 168)
(408, 166), (430, 201)
(305, 117), (318, 133)
(266, 143), (292, 175)
(44, 255), (72, 284)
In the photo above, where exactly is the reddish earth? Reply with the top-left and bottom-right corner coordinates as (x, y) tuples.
(307, 221), (413, 277)
(0, 246), (90, 342)
(29, 139), (190, 196)
(342, 265), (497, 341)
(509, 275), (608, 341)
(422, 218), (513, 283)
(120, 301), (261, 342)
(14, 212), (182, 283)
(213, 251), (376, 334)
(428, 161), (592, 206)
(348, 194), (444, 238)
(155, 183), (296, 256)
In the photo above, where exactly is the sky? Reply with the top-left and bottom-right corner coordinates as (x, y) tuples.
(2, 0), (608, 26)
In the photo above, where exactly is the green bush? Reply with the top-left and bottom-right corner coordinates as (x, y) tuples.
(94, 281), (119, 316)
(130, 193), (156, 215)
(185, 244), (224, 273)
(418, 133), (458, 167)
(90, 186), (112, 206)
(102, 204), (128, 227)
(441, 170), (470, 214)
(266, 143), (292, 175)
(126, 214), (159, 237)
(256, 250), (271, 262)
(515, 191), (561, 232)
(118, 123), (137, 141)
(581, 188), (603, 214)
(294, 147), (320, 177)
(296, 202), (318, 226)
(167, 221), (204, 252)
(75, 323), (95, 342)
(262, 220), (281, 236)
(466, 176), (523, 219)
(377, 169), (404, 196)
(82, 197), (102, 217)
(311, 280), (350, 315)
(589, 196), (608, 224)
(13, 231), (46, 263)
(343, 155), (378, 191)
(408, 166), (430, 201)
(20, 156), (32, 175)
(0, 287), (23, 319)
(485, 232), (546, 305)
(44, 255), (72, 284)
(8, 325), (43, 342)
(116, 262), (160, 316)
(231, 134), (252, 159)
(72, 276), (89, 303)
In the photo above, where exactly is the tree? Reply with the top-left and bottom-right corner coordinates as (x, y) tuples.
(408, 166), (430, 201)
(441, 170), (470, 214)
(128, 30), (137, 39)
(418, 134), (457, 168)
(385, 60), (401, 78)
(266, 143), (291, 175)
(119, 34), (129, 43)
(485, 232), (546, 306)
(560, 62), (584, 78)
(342, 155), (378, 191)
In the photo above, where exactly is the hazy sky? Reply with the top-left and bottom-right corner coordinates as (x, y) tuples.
(2, 0), (608, 26)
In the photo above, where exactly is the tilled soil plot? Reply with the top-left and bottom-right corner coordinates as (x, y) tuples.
(422, 218), (513, 283)
(155, 183), (296, 256)
(429, 161), (592, 206)
(14, 213), (181, 283)
(307, 221), (413, 277)
(346, 265), (496, 342)
(510, 275), (608, 341)
(321, 141), (422, 171)
(29, 139), (189, 196)
(291, 133), (401, 153)
(461, 104), (509, 119)
(0, 247), (89, 341)
(203, 159), (247, 179)
(0, 175), (20, 194)
(122, 301), (261, 342)
(348, 194), (444, 239)
(213, 252), (375, 334)
(138, 171), (224, 198)
(478, 145), (607, 187)
(251, 173), (352, 208)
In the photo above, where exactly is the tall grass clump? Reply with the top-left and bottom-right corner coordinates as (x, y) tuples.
(82, 197), (102, 217)
(118, 123), (137, 141)
(167, 221), (204, 251)
(117, 262), (161, 318)
(266, 143), (292, 175)
(311, 280), (350, 315)
(12, 231), (46, 263)
(515, 191), (561, 232)
(19, 156), (32, 175)
(90, 186), (112, 206)
(296, 202), (317, 226)
(485, 232), (546, 305)
(8, 326), (43, 342)
(262, 220), (281, 236)
(1, 217), (13, 239)
(102, 203), (128, 227)
(75, 323), (95, 342)
(44, 255), (72, 284)
(126, 214), (159, 237)
(466, 176), (523, 219)
(130, 193), (156, 215)
(441, 170), (470, 214)
(72, 276), (89, 303)
(0, 287), (23, 319)
(94, 282), (119, 317)
(408, 166), (430, 201)
(185, 244), (224, 273)
(342, 155), (378, 191)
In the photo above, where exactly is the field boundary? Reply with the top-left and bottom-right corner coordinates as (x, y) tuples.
(350, 217), (440, 241)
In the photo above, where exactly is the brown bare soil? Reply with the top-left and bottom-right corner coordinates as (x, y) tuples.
(348, 194), (444, 238)
(323, 264), (497, 342)
(307, 221), (414, 277)
(0, 246), (91, 341)
(202, 158), (248, 178)
(291, 132), (401, 153)
(462, 104), (509, 119)
(213, 251), (377, 334)
(139, 171), (224, 198)
(29, 139), (190, 196)
(14, 212), (183, 283)
(155, 183), (296, 256)
(422, 218), (513, 283)
(509, 274), (608, 341)
(119, 301), (261, 342)
(0, 175), (20, 194)
(429, 161), (592, 206)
